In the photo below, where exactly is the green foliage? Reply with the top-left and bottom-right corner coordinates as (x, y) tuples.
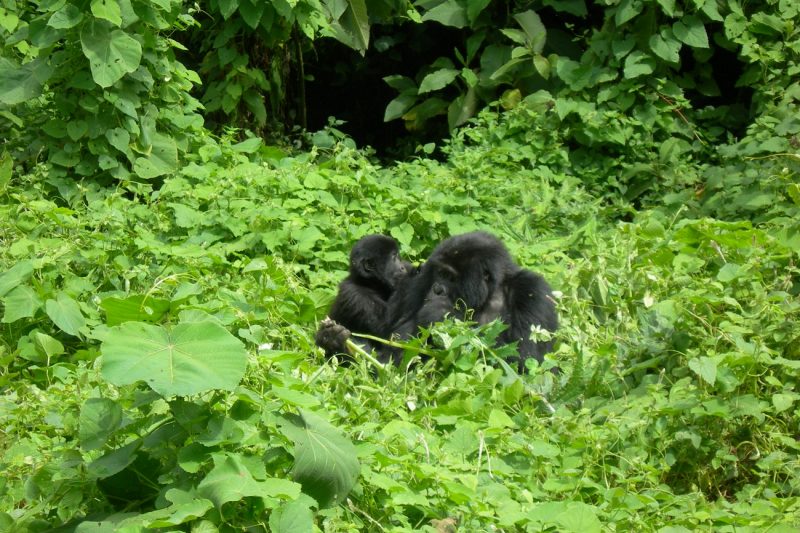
(0, 0), (204, 181)
(0, 0), (799, 530)
(188, 0), (399, 131)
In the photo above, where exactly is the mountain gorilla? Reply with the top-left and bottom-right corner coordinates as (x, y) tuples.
(315, 235), (415, 357)
(384, 231), (557, 371)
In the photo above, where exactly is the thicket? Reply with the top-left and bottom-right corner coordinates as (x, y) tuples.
(1, 0), (799, 531)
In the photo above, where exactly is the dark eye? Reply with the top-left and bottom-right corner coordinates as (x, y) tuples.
(483, 270), (491, 282)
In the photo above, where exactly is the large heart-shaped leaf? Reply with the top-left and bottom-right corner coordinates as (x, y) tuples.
(197, 454), (301, 507)
(0, 58), (53, 105)
(80, 19), (142, 87)
(279, 410), (360, 508)
(45, 293), (86, 336)
(133, 133), (178, 179)
(100, 319), (247, 396)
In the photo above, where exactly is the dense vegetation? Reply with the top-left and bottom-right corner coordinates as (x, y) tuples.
(1, 0), (799, 531)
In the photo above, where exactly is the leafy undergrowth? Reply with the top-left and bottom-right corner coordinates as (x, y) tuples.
(1, 110), (800, 532)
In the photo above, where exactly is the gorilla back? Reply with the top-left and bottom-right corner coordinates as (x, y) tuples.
(386, 231), (557, 371)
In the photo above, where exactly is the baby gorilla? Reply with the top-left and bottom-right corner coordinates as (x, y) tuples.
(385, 231), (557, 371)
(315, 235), (414, 357)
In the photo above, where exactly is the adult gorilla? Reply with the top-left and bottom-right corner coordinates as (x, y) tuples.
(385, 231), (557, 370)
(316, 235), (415, 356)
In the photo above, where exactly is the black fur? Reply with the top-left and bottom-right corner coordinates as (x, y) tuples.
(316, 235), (414, 356)
(385, 231), (557, 371)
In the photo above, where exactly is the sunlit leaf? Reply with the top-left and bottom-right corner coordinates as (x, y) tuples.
(80, 19), (142, 87)
(279, 410), (360, 508)
(45, 293), (86, 336)
(100, 320), (248, 396)
(197, 454), (301, 507)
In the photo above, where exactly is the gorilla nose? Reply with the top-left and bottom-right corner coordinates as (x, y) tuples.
(433, 283), (445, 296)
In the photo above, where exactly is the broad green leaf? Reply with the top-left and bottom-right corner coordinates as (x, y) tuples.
(656, 0), (676, 16)
(750, 13), (784, 36)
(500, 88), (522, 109)
(106, 127), (130, 154)
(98, 154), (119, 170)
(623, 51), (656, 78)
(383, 75), (415, 91)
(279, 410), (360, 508)
(34, 332), (64, 359)
(197, 454), (301, 507)
(689, 356), (717, 385)
(488, 408), (516, 429)
(88, 439), (140, 478)
(717, 263), (743, 282)
(100, 320), (248, 396)
(529, 440), (560, 458)
(466, 0), (491, 23)
(293, 226), (324, 254)
(0, 151), (11, 190)
(100, 294), (170, 326)
(0, 261), (34, 297)
(533, 54), (550, 78)
(91, 0), (122, 26)
(772, 393), (796, 413)
(45, 293), (86, 336)
(418, 68), (459, 94)
(0, 8), (19, 32)
(490, 57), (526, 81)
(542, 0), (586, 16)
(243, 90), (267, 126)
(231, 137), (262, 153)
(238, 0), (264, 29)
(2, 285), (41, 323)
(269, 498), (315, 533)
(614, 0), (642, 26)
(390, 222), (415, 248)
(67, 120), (88, 141)
(701, 0), (723, 21)
(126, 499), (214, 528)
(501, 28), (528, 46)
(673, 16), (709, 48)
(328, 0), (370, 53)
(554, 502), (602, 533)
(271, 386), (321, 408)
(133, 133), (178, 179)
(80, 19), (142, 87)
(649, 30), (681, 63)
(384, 93), (417, 122)
(80, 398), (123, 451)
(218, 0), (239, 19)
(422, 0), (467, 28)
(0, 58), (54, 105)
(514, 10), (546, 54)
(48, 4), (84, 29)
(554, 57), (593, 90)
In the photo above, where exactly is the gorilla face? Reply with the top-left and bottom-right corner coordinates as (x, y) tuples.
(413, 237), (508, 327)
(350, 234), (411, 292)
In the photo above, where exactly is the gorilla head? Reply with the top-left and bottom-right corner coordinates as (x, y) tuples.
(348, 234), (412, 298)
(387, 231), (557, 370)
(316, 234), (415, 357)
(415, 232), (514, 326)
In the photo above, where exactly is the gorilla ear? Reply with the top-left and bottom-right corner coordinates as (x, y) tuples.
(362, 258), (375, 272)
